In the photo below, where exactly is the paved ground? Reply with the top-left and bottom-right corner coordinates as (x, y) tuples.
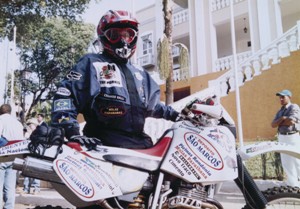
(14, 180), (286, 209)
(15, 187), (75, 209)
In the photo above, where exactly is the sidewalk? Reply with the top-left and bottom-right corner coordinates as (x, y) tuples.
(14, 180), (285, 209)
(214, 179), (286, 207)
(15, 187), (75, 209)
(218, 179), (285, 194)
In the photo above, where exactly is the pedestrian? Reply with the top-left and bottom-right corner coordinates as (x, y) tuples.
(51, 10), (179, 149)
(22, 118), (41, 195)
(37, 113), (47, 127)
(271, 89), (300, 187)
(0, 104), (24, 209)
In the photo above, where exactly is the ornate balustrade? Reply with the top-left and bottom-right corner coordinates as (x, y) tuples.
(211, 0), (245, 12)
(215, 51), (252, 71)
(209, 20), (300, 97)
(173, 9), (189, 26)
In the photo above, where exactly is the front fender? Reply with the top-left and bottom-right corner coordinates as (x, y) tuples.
(238, 141), (300, 160)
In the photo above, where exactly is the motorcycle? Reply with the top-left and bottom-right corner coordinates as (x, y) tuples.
(0, 97), (300, 209)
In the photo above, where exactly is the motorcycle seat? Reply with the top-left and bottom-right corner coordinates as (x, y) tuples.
(134, 136), (172, 157)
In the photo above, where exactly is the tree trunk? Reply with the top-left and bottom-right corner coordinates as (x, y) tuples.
(163, 0), (173, 105)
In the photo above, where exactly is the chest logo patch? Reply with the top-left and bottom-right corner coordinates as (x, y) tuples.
(93, 62), (122, 88)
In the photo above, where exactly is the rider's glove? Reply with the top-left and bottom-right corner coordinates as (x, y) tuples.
(174, 113), (186, 122)
(170, 111), (180, 122)
(69, 135), (102, 151)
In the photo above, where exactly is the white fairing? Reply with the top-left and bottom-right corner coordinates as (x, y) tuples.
(53, 146), (148, 202)
(238, 141), (300, 160)
(161, 121), (238, 183)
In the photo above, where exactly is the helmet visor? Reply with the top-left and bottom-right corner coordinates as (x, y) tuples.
(104, 28), (137, 44)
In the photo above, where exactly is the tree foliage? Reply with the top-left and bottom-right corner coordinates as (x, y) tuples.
(16, 18), (95, 120)
(0, 0), (91, 43)
(176, 43), (190, 81)
(157, 34), (171, 80)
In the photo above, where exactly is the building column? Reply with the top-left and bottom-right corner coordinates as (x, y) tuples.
(256, 0), (277, 48)
(274, 0), (283, 36)
(193, 0), (213, 75)
(209, 2), (218, 73)
(247, 0), (260, 52)
(188, 0), (196, 77)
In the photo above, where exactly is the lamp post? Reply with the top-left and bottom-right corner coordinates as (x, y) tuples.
(10, 26), (17, 107)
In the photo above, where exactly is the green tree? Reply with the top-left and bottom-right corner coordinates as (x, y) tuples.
(17, 18), (95, 121)
(0, 0), (91, 43)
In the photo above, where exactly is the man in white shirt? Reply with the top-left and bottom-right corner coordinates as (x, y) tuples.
(0, 104), (24, 209)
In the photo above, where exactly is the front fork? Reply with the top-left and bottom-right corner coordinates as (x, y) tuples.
(234, 154), (268, 209)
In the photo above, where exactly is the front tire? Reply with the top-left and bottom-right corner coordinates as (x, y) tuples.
(243, 186), (300, 209)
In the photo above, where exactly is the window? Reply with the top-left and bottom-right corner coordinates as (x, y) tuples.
(141, 33), (153, 55)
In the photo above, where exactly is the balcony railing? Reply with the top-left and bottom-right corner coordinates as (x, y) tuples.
(211, 0), (246, 12)
(215, 51), (253, 71)
(137, 53), (155, 68)
(173, 9), (189, 26)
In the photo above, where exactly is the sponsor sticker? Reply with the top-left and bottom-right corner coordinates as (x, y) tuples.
(0, 140), (30, 156)
(56, 159), (95, 198)
(56, 87), (71, 96)
(54, 149), (122, 201)
(53, 99), (72, 112)
(184, 132), (224, 170)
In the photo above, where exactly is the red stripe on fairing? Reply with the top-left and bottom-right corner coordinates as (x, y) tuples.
(67, 137), (172, 158)
(6, 140), (23, 145)
(67, 142), (83, 151)
(134, 137), (172, 157)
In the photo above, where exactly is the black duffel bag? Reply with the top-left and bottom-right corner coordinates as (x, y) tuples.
(28, 125), (65, 158)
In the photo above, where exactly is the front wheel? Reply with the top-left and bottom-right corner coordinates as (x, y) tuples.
(243, 186), (300, 209)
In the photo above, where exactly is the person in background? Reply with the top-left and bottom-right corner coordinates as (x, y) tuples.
(37, 113), (47, 127)
(22, 118), (41, 195)
(51, 10), (179, 149)
(271, 89), (300, 187)
(0, 104), (24, 209)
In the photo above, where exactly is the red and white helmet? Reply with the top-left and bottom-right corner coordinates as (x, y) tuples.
(97, 10), (139, 61)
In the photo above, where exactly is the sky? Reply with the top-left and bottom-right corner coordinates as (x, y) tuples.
(82, 0), (155, 27)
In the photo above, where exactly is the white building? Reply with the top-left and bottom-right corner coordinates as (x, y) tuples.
(136, 0), (300, 141)
(135, 0), (300, 87)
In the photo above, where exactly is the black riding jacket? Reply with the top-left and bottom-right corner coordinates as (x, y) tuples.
(51, 53), (178, 148)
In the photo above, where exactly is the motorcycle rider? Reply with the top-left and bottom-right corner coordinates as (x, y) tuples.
(51, 10), (179, 149)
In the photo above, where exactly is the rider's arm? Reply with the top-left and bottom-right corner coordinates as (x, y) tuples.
(142, 70), (179, 121)
(51, 55), (93, 139)
(151, 102), (179, 122)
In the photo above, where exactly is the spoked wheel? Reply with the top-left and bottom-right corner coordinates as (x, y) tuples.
(263, 186), (300, 209)
(243, 186), (300, 209)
